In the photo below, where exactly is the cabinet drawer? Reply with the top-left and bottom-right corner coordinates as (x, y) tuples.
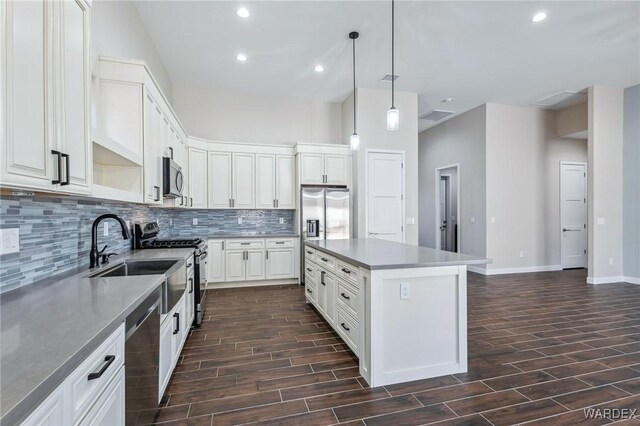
(304, 246), (316, 262)
(337, 280), (358, 319)
(305, 281), (317, 303)
(68, 323), (125, 423)
(226, 239), (265, 249)
(336, 306), (359, 356)
(336, 260), (358, 286)
(316, 251), (336, 272)
(304, 261), (317, 280)
(266, 238), (294, 248)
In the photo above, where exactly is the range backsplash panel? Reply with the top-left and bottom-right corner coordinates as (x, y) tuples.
(0, 195), (295, 292)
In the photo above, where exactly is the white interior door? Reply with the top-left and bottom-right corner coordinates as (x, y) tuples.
(367, 151), (404, 242)
(439, 177), (449, 250)
(561, 163), (587, 269)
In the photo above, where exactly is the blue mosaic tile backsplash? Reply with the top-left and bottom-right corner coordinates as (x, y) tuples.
(0, 195), (295, 292)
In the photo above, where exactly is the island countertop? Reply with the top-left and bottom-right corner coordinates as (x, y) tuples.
(306, 238), (490, 270)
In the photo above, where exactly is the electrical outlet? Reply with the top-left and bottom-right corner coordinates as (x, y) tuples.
(103, 222), (109, 236)
(169, 218), (173, 226)
(0, 228), (20, 255)
(192, 218), (198, 226)
(519, 251), (524, 258)
(400, 283), (410, 300)
(609, 257), (614, 266)
(279, 218), (284, 224)
(238, 217), (243, 224)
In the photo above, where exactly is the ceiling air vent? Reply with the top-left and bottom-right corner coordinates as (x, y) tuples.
(419, 110), (455, 121)
(381, 74), (399, 82)
(531, 91), (587, 109)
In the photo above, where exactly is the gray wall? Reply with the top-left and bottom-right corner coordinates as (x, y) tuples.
(418, 105), (487, 260)
(624, 84), (640, 279)
(0, 195), (294, 292)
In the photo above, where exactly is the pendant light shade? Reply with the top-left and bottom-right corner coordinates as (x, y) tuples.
(349, 31), (360, 151)
(387, 0), (399, 131)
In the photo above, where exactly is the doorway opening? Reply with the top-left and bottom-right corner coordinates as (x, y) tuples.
(560, 162), (588, 269)
(435, 164), (460, 252)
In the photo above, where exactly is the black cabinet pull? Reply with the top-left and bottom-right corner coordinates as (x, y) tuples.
(341, 268), (351, 274)
(306, 250), (312, 254)
(154, 186), (160, 201)
(190, 198), (193, 207)
(276, 241), (285, 245)
(340, 323), (350, 332)
(87, 355), (115, 380)
(340, 292), (350, 300)
(187, 263), (193, 268)
(306, 288), (312, 294)
(266, 250), (269, 259)
(51, 150), (62, 184)
(60, 153), (70, 185)
(321, 271), (326, 285)
(241, 242), (250, 245)
(169, 146), (174, 159)
(306, 268), (312, 272)
(321, 257), (328, 262)
(173, 312), (180, 335)
(188, 277), (193, 294)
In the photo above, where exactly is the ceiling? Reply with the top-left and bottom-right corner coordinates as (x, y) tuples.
(133, 1), (640, 131)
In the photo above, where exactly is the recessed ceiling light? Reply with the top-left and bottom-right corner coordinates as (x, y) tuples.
(236, 53), (247, 62)
(441, 97), (453, 103)
(531, 12), (547, 23)
(237, 7), (250, 18)
(314, 65), (324, 73)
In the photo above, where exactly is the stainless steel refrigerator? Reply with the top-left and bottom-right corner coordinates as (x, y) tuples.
(300, 187), (350, 283)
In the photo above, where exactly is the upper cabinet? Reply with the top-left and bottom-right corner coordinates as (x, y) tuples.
(207, 152), (232, 208)
(1, 0), (92, 194)
(297, 145), (351, 186)
(206, 151), (254, 209)
(256, 154), (294, 209)
(232, 153), (255, 209)
(188, 147), (207, 209)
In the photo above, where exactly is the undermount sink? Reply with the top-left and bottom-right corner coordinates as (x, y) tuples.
(89, 260), (178, 278)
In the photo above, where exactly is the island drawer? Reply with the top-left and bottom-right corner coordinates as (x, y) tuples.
(266, 238), (294, 248)
(336, 306), (359, 356)
(304, 246), (316, 262)
(336, 260), (358, 286)
(68, 323), (125, 423)
(304, 261), (317, 281)
(226, 239), (265, 249)
(315, 251), (336, 272)
(305, 281), (317, 303)
(337, 280), (358, 318)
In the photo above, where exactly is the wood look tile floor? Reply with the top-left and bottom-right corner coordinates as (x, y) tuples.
(147, 269), (640, 425)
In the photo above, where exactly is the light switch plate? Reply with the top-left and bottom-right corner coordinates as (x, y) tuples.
(597, 217), (605, 225)
(193, 218), (198, 226)
(279, 218), (284, 224)
(238, 217), (243, 224)
(0, 228), (20, 255)
(400, 283), (410, 300)
(406, 217), (415, 225)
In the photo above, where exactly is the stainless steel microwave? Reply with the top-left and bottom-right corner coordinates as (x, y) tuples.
(163, 157), (184, 198)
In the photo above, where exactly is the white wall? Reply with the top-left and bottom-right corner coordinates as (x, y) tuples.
(172, 86), (342, 145)
(623, 84), (640, 281)
(345, 88), (419, 245)
(588, 86), (624, 283)
(418, 106), (487, 261)
(91, 0), (173, 100)
(557, 102), (587, 138)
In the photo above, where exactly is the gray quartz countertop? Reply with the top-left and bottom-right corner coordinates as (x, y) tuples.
(0, 247), (193, 426)
(306, 239), (490, 270)
(202, 233), (299, 239)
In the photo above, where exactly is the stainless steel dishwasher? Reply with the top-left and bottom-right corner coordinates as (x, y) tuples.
(125, 286), (162, 425)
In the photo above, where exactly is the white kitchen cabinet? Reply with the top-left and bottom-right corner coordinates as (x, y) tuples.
(158, 313), (173, 397)
(232, 153), (255, 208)
(225, 250), (246, 282)
(256, 154), (276, 209)
(225, 249), (265, 281)
(322, 271), (337, 326)
(208, 240), (225, 283)
(246, 249), (266, 280)
(266, 248), (295, 279)
(188, 147), (207, 209)
(1, 0), (92, 194)
(275, 155), (295, 209)
(299, 153), (349, 186)
(19, 384), (66, 426)
(143, 91), (163, 204)
(171, 296), (187, 357)
(78, 367), (125, 426)
(208, 152), (232, 208)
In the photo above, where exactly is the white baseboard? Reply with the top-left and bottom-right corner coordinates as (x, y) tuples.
(586, 276), (625, 284)
(468, 265), (562, 276)
(624, 276), (640, 285)
(206, 278), (299, 289)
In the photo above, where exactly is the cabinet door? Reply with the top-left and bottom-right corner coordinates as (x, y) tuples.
(255, 154), (275, 209)
(1, 0), (55, 190)
(186, 273), (195, 327)
(19, 383), (65, 426)
(275, 155), (295, 209)
(159, 317), (173, 397)
(143, 92), (162, 204)
(172, 297), (186, 356)
(188, 147), (207, 208)
(266, 248), (295, 279)
(323, 272), (336, 326)
(299, 153), (324, 185)
(78, 367), (125, 426)
(225, 250), (246, 282)
(58, 0), (91, 194)
(208, 152), (232, 208)
(317, 271), (327, 315)
(325, 155), (348, 185)
(232, 153), (255, 208)
(207, 240), (225, 283)
(246, 249), (266, 280)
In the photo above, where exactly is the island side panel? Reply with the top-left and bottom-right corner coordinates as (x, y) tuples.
(358, 267), (371, 385)
(366, 265), (468, 387)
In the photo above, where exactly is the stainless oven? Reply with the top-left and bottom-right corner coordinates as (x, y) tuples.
(163, 156), (184, 198)
(194, 244), (208, 326)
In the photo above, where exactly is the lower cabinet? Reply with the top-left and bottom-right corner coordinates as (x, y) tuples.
(19, 384), (66, 426)
(159, 295), (187, 398)
(77, 367), (125, 426)
(215, 238), (296, 283)
(266, 248), (295, 279)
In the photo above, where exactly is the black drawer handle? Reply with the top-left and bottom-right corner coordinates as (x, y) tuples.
(173, 312), (180, 335)
(321, 257), (329, 262)
(340, 323), (350, 332)
(87, 355), (115, 380)
(187, 263), (193, 268)
(341, 292), (350, 300)
(306, 267), (312, 272)
(307, 288), (312, 294)
(341, 268), (351, 274)
(276, 241), (285, 244)
(188, 277), (193, 294)
(306, 250), (312, 254)
(60, 153), (70, 186)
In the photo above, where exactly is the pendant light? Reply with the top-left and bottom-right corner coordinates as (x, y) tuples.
(386, 0), (399, 131)
(349, 31), (360, 151)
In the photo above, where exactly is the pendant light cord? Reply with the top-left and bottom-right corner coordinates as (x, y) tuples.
(352, 35), (357, 134)
(391, 0), (395, 109)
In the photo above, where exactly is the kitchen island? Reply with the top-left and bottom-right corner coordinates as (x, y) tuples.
(304, 238), (489, 387)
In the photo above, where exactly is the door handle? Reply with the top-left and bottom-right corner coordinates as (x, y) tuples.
(87, 355), (116, 380)
(60, 153), (70, 186)
(340, 292), (350, 300)
(154, 186), (160, 201)
(168, 146), (174, 159)
(188, 277), (193, 294)
(51, 150), (62, 184)
(340, 322), (350, 332)
(266, 250), (269, 260)
(276, 199), (279, 208)
(191, 197), (193, 207)
(173, 312), (180, 334)
(562, 228), (579, 232)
